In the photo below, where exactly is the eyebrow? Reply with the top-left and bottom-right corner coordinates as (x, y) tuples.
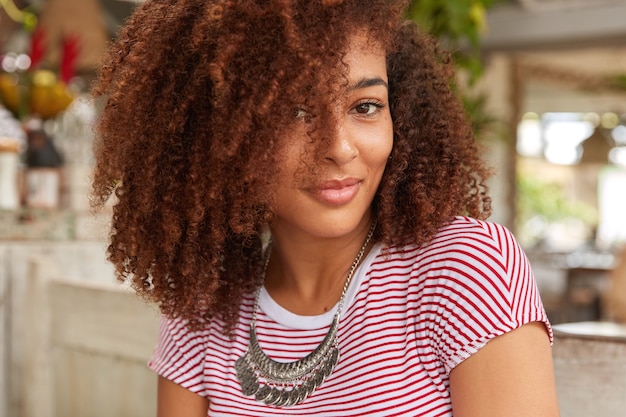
(350, 77), (389, 91)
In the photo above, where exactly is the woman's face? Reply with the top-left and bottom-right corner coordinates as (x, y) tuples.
(271, 34), (393, 240)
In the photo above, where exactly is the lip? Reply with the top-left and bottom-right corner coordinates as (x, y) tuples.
(309, 178), (362, 206)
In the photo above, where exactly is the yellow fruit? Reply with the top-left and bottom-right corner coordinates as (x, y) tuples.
(30, 81), (74, 119)
(0, 70), (74, 119)
(31, 69), (57, 87)
(0, 73), (22, 115)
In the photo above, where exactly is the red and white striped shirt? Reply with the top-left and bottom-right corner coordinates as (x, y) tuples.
(149, 217), (552, 416)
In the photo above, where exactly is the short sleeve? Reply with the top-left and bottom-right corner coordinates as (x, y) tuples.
(148, 316), (209, 396)
(418, 218), (552, 374)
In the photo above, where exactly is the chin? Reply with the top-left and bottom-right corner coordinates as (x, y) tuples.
(303, 212), (372, 239)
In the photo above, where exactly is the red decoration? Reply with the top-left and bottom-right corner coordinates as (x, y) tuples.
(29, 27), (46, 70)
(60, 35), (80, 83)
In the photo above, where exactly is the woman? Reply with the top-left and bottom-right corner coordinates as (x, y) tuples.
(91, 0), (560, 415)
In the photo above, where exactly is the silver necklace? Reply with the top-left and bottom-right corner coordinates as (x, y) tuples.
(235, 222), (376, 407)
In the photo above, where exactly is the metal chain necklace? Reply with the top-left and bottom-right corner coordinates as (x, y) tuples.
(235, 222), (376, 407)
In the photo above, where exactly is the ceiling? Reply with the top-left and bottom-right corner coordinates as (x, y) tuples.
(484, 0), (626, 51)
(484, 0), (626, 114)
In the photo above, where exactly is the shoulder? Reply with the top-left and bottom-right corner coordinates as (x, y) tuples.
(379, 217), (519, 275)
(377, 216), (539, 329)
(406, 218), (550, 373)
(150, 317), (212, 366)
(425, 216), (523, 275)
(432, 216), (515, 248)
(148, 314), (232, 394)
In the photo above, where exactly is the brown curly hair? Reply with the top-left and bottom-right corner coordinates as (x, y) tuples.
(91, 0), (491, 331)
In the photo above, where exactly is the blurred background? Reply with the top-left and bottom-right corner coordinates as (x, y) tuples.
(1, 0), (626, 416)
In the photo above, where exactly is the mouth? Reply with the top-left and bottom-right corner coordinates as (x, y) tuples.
(308, 178), (362, 206)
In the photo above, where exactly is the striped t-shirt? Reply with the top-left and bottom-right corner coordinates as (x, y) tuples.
(149, 216), (552, 416)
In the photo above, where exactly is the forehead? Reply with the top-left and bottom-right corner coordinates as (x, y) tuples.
(343, 34), (388, 82)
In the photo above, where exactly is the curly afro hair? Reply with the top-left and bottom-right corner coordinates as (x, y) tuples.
(91, 0), (491, 331)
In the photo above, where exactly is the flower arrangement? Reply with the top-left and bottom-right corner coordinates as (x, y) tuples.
(0, 26), (80, 120)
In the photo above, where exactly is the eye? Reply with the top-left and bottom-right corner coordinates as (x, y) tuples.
(353, 100), (384, 115)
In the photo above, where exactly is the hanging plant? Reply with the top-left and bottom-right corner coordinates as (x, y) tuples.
(407, 0), (500, 140)
(408, 0), (495, 82)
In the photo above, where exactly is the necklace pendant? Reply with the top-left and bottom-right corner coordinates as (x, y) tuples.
(235, 357), (260, 396)
(235, 341), (341, 407)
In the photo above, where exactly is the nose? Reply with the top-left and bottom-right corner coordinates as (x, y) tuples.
(325, 119), (358, 166)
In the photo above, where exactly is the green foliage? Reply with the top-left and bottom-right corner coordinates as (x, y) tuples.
(610, 74), (626, 91)
(407, 0), (501, 140)
(407, 0), (497, 83)
(516, 174), (598, 230)
(0, 0), (38, 30)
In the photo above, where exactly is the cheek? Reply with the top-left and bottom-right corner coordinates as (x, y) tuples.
(367, 126), (394, 169)
(382, 133), (394, 160)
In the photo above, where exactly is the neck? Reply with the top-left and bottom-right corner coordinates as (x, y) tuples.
(264, 219), (374, 315)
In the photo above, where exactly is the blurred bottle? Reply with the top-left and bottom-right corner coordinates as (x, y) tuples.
(0, 138), (20, 210)
(24, 117), (63, 209)
(0, 105), (26, 210)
